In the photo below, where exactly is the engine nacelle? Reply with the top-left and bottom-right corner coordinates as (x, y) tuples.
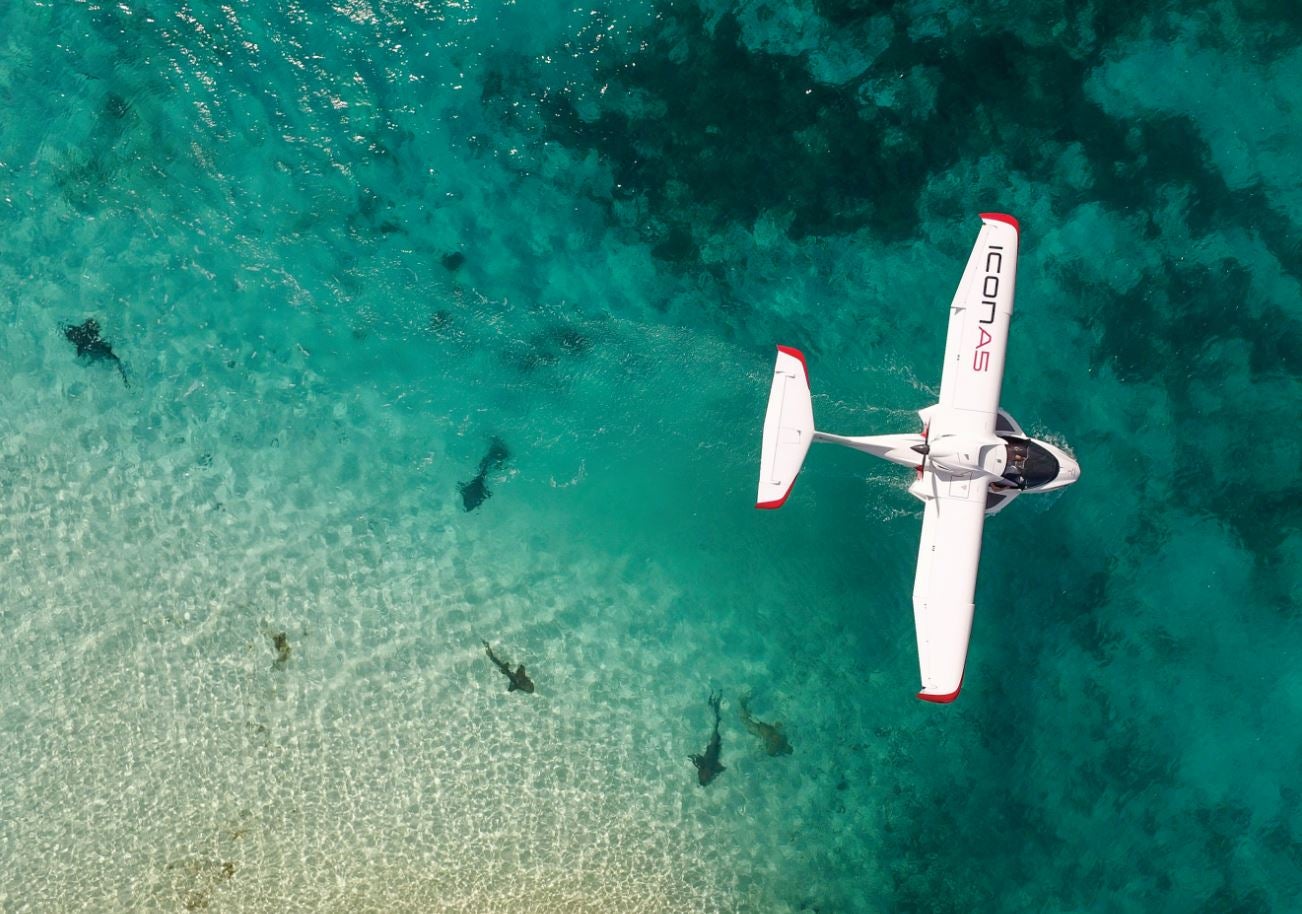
(926, 435), (1007, 480)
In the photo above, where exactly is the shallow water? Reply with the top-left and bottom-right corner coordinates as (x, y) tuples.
(0, 1), (1299, 911)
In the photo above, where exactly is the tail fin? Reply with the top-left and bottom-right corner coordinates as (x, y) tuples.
(756, 346), (815, 509)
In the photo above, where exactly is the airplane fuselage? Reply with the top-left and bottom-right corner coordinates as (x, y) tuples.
(813, 427), (1080, 500)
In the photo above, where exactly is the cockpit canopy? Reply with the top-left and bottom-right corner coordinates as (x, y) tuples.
(1001, 436), (1061, 489)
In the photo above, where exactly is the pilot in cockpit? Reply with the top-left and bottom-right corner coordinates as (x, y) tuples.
(994, 440), (1029, 490)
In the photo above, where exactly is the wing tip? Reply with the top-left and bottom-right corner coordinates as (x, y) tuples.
(980, 212), (1020, 235)
(756, 478), (797, 510)
(916, 673), (965, 704)
(775, 344), (809, 384)
(916, 688), (961, 703)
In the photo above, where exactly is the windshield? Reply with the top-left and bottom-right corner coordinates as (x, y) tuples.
(1002, 437), (1060, 488)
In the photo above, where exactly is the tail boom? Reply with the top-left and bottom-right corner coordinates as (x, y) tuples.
(757, 347), (931, 508)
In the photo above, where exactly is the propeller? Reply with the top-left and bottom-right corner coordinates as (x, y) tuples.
(911, 422), (931, 478)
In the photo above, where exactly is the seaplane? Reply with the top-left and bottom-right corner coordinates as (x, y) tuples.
(756, 214), (1079, 703)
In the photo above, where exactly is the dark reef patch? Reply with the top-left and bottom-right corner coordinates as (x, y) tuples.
(528, 6), (1161, 247)
(520, 0), (1302, 328)
(538, 9), (880, 243)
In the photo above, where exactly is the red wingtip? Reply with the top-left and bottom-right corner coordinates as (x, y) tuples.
(756, 482), (796, 510)
(775, 345), (809, 385)
(980, 212), (1020, 234)
(917, 672), (964, 703)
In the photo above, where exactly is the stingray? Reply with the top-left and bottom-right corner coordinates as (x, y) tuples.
(458, 437), (510, 511)
(62, 318), (128, 385)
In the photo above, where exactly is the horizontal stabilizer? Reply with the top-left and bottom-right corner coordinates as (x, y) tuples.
(757, 346), (814, 509)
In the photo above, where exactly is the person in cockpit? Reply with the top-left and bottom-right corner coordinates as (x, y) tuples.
(994, 437), (1061, 491)
(993, 440), (1027, 490)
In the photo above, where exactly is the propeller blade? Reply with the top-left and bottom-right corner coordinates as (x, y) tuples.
(915, 421), (931, 479)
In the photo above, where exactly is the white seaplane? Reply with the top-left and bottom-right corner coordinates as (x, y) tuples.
(756, 214), (1079, 703)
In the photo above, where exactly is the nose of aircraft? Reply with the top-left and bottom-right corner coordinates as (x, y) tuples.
(1058, 453), (1081, 484)
(1033, 439), (1080, 490)
(1046, 446), (1080, 490)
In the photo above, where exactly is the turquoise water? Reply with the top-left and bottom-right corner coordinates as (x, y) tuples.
(0, 0), (1299, 910)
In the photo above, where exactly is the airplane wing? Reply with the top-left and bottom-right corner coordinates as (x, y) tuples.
(934, 214), (1019, 437)
(912, 479), (987, 701)
(911, 213), (1018, 702)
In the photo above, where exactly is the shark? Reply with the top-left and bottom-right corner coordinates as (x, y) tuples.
(62, 318), (129, 385)
(482, 640), (535, 693)
(459, 437), (510, 511)
(739, 692), (793, 756)
(689, 690), (726, 786)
